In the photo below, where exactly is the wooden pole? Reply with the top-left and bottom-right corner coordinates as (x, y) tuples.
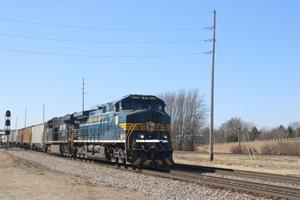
(209, 10), (216, 161)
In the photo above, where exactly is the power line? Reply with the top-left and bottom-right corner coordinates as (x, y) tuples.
(0, 32), (203, 45)
(0, 0), (209, 16)
(0, 17), (204, 32)
(0, 48), (202, 58)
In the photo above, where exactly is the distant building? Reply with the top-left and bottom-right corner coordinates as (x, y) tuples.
(194, 134), (209, 146)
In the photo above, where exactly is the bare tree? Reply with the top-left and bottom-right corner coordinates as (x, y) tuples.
(289, 121), (300, 137)
(217, 117), (254, 143)
(258, 125), (288, 140)
(160, 90), (207, 150)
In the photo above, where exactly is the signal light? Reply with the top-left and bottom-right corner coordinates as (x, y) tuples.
(5, 119), (10, 126)
(5, 110), (11, 117)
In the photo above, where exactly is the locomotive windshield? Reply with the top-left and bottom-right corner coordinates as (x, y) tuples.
(122, 100), (164, 111)
(120, 95), (165, 111)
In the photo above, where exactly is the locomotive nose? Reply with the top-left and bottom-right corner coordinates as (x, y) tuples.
(148, 144), (160, 159)
(133, 142), (173, 168)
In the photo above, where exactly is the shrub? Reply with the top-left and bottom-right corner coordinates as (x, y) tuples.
(260, 141), (300, 156)
(260, 143), (279, 155)
(230, 145), (244, 154)
(230, 145), (259, 154)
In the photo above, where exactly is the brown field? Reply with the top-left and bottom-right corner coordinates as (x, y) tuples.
(195, 138), (300, 155)
(173, 151), (300, 176)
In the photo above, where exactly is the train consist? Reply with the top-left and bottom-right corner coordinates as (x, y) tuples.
(9, 95), (173, 168)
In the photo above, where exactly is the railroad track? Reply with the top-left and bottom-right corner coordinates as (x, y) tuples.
(172, 163), (300, 185)
(8, 148), (300, 199)
(142, 169), (300, 200)
(61, 155), (300, 199)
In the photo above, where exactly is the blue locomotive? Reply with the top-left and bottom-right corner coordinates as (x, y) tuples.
(43, 95), (173, 168)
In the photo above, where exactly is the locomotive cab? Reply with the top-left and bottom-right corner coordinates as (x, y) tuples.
(118, 95), (173, 168)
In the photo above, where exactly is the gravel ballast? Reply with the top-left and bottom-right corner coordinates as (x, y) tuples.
(0, 150), (149, 200)
(8, 149), (270, 200)
(202, 173), (300, 190)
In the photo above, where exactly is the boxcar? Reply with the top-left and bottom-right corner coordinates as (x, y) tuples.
(13, 130), (18, 144)
(32, 124), (45, 151)
(9, 130), (15, 144)
(16, 129), (23, 146)
(22, 127), (32, 148)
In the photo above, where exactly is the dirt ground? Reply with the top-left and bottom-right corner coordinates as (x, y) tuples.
(0, 150), (150, 200)
(173, 151), (300, 176)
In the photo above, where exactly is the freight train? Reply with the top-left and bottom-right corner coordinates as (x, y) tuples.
(9, 95), (173, 168)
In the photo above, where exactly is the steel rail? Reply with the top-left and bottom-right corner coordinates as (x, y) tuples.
(172, 163), (300, 185)
(141, 169), (300, 200)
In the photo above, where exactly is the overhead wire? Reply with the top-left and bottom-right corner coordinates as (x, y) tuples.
(0, 0), (209, 16)
(0, 17), (204, 32)
(0, 1), (211, 58)
(0, 32), (203, 45)
(0, 48), (203, 58)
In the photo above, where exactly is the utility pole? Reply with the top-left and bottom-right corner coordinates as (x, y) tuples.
(82, 77), (85, 112)
(43, 104), (45, 123)
(15, 117), (18, 130)
(24, 107), (27, 128)
(209, 10), (216, 161)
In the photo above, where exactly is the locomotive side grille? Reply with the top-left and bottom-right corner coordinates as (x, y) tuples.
(119, 123), (170, 132)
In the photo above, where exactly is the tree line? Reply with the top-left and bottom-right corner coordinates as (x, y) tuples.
(213, 118), (300, 144)
(160, 89), (300, 150)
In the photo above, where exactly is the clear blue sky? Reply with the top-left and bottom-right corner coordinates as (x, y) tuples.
(0, 0), (299, 129)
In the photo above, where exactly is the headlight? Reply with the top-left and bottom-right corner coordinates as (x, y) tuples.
(163, 134), (168, 139)
(140, 134), (145, 139)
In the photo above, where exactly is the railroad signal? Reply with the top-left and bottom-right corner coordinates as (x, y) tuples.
(4, 110), (11, 135)
(4, 110), (11, 149)
(6, 110), (11, 117)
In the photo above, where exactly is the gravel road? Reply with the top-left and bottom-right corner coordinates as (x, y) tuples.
(0, 149), (149, 200)
(6, 149), (270, 200)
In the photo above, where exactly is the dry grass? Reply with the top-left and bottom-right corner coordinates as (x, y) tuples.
(260, 142), (300, 156)
(174, 151), (300, 176)
(196, 138), (300, 156)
